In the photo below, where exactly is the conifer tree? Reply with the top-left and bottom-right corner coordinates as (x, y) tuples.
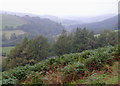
(54, 29), (71, 56)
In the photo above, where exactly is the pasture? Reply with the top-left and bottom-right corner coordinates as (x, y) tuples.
(0, 30), (26, 39)
(1, 47), (14, 55)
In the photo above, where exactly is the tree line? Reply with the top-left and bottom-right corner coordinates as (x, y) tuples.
(54, 28), (118, 56)
(3, 28), (118, 71)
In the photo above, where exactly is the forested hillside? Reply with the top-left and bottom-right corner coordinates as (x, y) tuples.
(18, 15), (64, 36)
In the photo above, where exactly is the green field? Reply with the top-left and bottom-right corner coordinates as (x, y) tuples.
(0, 30), (26, 39)
(1, 47), (14, 55)
(0, 14), (27, 29)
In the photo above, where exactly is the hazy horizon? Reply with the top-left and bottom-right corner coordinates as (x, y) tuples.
(1, 0), (119, 17)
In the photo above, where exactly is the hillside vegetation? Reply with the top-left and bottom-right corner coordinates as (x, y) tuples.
(19, 15), (64, 36)
(2, 45), (119, 84)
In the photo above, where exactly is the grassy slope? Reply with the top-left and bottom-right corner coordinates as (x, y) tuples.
(0, 14), (27, 29)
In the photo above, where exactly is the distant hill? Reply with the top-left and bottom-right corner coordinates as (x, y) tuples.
(1, 14), (64, 37)
(1, 12), (117, 35)
(68, 15), (118, 34)
(84, 14), (116, 23)
(18, 15), (64, 37)
(1, 11), (116, 30)
(40, 15), (84, 27)
(1, 14), (27, 29)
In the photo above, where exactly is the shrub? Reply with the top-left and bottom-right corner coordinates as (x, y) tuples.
(11, 67), (28, 81)
(23, 72), (43, 84)
(87, 77), (106, 85)
(60, 62), (86, 82)
(85, 57), (104, 72)
(2, 72), (18, 84)
(74, 62), (86, 75)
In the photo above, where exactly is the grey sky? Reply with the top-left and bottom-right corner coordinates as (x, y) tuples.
(1, 0), (119, 17)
